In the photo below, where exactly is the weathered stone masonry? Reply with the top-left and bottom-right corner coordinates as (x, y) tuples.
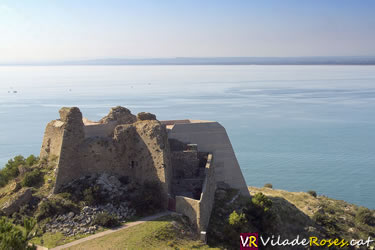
(40, 107), (172, 207)
(40, 107), (249, 232)
(175, 154), (216, 232)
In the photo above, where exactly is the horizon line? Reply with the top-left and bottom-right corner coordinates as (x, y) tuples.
(1, 56), (375, 66)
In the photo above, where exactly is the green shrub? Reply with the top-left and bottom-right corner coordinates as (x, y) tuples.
(252, 192), (272, 212)
(228, 211), (247, 228)
(0, 155), (25, 187)
(82, 185), (104, 205)
(264, 183), (273, 189)
(313, 212), (339, 237)
(0, 217), (36, 250)
(83, 187), (95, 205)
(35, 201), (54, 221)
(25, 155), (39, 167)
(307, 190), (317, 198)
(94, 212), (120, 228)
(0, 155), (39, 187)
(356, 207), (375, 226)
(221, 210), (253, 249)
(223, 211), (248, 249)
(243, 192), (274, 231)
(21, 169), (43, 187)
(35, 198), (78, 221)
(58, 192), (72, 200)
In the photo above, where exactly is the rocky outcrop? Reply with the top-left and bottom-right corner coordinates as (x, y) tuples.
(47, 173), (137, 236)
(61, 173), (134, 206)
(45, 203), (136, 236)
(137, 112), (156, 121)
(2, 188), (32, 216)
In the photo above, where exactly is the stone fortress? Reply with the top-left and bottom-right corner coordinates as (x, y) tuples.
(40, 106), (249, 233)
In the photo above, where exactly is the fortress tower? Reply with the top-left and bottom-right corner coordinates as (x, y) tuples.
(40, 106), (249, 232)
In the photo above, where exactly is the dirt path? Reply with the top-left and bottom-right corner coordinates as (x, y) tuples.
(48, 211), (171, 250)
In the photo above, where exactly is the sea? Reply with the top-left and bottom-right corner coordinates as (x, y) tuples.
(0, 65), (374, 209)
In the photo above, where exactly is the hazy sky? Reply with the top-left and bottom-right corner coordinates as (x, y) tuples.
(1, 0), (375, 62)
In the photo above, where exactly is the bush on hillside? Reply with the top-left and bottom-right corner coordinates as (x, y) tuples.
(228, 211), (247, 229)
(82, 185), (105, 205)
(21, 169), (43, 187)
(356, 207), (375, 226)
(243, 192), (274, 231)
(0, 155), (39, 187)
(25, 155), (39, 167)
(218, 210), (251, 249)
(307, 190), (317, 198)
(313, 212), (339, 237)
(94, 212), (120, 228)
(35, 198), (78, 222)
(0, 217), (36, 250)
(0, 155), (24, 187)
(264, 183), (273, 189)
(252, 192), (273, 212)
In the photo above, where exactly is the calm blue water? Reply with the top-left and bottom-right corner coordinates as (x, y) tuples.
(0, 65), (374, 208)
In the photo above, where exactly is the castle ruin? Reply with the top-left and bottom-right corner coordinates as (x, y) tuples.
(40, 106), (249, 232)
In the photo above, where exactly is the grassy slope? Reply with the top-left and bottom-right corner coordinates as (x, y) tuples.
(66, 215), (217, 250)
(29, 187), (375, 249)
(65, 186), (375, 250)
(30, 232), (88, 249)
(249, 186), (375, 240)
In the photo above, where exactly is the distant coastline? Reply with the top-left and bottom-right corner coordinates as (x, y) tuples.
(1, 56), (375, 66)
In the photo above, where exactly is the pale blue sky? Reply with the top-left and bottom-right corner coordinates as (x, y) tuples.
(0, 0), (374, 62)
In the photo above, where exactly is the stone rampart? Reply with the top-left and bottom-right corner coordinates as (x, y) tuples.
(40, 107), (172, 207)
(175, 154), (216, 232)
(164, 120), (249, 197)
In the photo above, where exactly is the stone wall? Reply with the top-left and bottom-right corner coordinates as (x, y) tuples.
(83, 121), (118, 138)
(40, 107), (246, 226)
(175, 154), (216, 232)
(40, 120), (65, 160)
(175, 196), (199, 227)
(165, 120), (249, 197)
(171, 149), (207, 199)
(171, 151), (200, 179)
(40, 107), (172, 208)
(197, 154), (216, 231)
(83, 106), (137, 138)
(54, 107), (85, 191)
